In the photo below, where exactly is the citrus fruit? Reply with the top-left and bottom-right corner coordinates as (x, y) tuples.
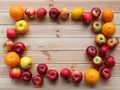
(102, 9), (114, 22)
(71, 7), (84, 20)
(84, 68), (100, 85)
(4, 52), (20, 68)
(102, 22), (116, 37)
(9, 4), (24, 21)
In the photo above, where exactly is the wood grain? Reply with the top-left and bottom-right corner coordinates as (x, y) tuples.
(0, 0), (120, 89)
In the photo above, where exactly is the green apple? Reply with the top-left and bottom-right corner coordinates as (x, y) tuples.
(15, 20), (29, 34)
(20, 56), (32, 69)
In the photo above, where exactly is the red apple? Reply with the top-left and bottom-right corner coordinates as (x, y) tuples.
(3, 39), (14, 52)
(95, 34), (106, 46)
(98, 45), (110, 57)
(25, 7), (36, 18)
(32, 75), (44, 87)
(47, 69), (59, 81)
(107, 37), (119, 49)
(13, 42), (25, 55)
(60, 68), (71, 80)
(49, 8), (60, 19)
(37, 63), (48, 75)
(21, 70), (32, 81)
(91, 7), (101, 18)
(100, 67), (111, 79)
(105, 56), (115, 68)
(86, 46), (97, 58)
(71, 71), (83, 83)
(9, 67), (21, 79)
(6, 28), (17, 40)
(92, 21), (102, 33)
(92, 56), (103, 69)
(36, 8), (47, 20)
(82, 12), (93, 24)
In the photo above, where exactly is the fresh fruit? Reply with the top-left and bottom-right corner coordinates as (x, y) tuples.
(107, 37), (119, 49)
(3, 39), (14, 52)
(98, 45), (110, 57)
(82, 12), (93, 24)
(92, 21), (102, 33)
(100, 67), (111, 79)
(92, 56), (103, 69)
(4, 52), (20, 68)
(84, 68), (100, 85)
(60, 68), (71, 80)
(71, 7), (84, 20)
(9, 67), (21, 79)
(15, 20), (29, 34)
(13, 42), (25, 55)
(102, 22), (116, 37)
(95, 34), (106, 46)
(47, 69), (59, 81)
(86, 46), (97, 58)
(37, 63), (48, 75)
(9, 4), (24, 21)
(105, 56), (115, 68)
(102, 9), (114, 22)
(20, 56), (32, 69)
(21, 70), (32, 81)
(91, 7), (101, 18)
(6, 28), (17, 40)
(71, 71), (83, 83)
(25, 7), (35, 18)
(32, 75), (44, 87)
(36, 8), (47, 20)
(49, 8), (60, 19)
(60, 7), (70, 20)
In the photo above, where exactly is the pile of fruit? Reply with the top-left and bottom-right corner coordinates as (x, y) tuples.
(2, 4), (119, 87)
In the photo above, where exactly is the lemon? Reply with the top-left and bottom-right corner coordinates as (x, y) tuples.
(71, 7), (84, 20)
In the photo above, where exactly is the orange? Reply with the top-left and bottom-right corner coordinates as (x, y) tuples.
(84, 68), (100, 85)
(4, 52), (20, 68)
(9, 4), (24, 21)
(102, 22), (116, 37)
(102, 9), (114, 22)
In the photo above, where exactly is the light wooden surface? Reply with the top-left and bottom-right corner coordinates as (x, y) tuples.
(0, 0), (120, 89)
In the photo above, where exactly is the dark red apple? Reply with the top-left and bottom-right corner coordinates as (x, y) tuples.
(86, 46), (97, 58)
(100, 67), (111, 79)
(25, 7), (36, 18)
(98, 45), (110, 57)
(36, 8), (47, 20)
(7, 28), (17, 40)
(47, 69), (59, 81)
(60, 68), (71, 80)
(92, 56), (103, 69)
(21, 70), (32, 81)
(92, 21), (102, 33)
(3, 39), (14, 52)
(37, 63), (48, 75)
(9, 67), (21, 79)
(107, 37), (119, 49)
(32, 75), (44, 87)
(91, 7), (101, 18)
(105, 56), (115, 68)
(49, 8), (60, 19)
(71, 71), (83, 83)
(82, 12), (93, 24)
(13, 42), (25, 55)
(95, 34), (106, 46)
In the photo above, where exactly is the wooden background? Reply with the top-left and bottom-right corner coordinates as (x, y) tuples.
(0, 0), (120, 89)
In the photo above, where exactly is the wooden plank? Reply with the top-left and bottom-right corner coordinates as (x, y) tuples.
(0, 64), (120, 78)
(1, 25), (120, 38)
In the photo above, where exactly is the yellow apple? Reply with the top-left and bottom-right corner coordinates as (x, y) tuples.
(20, 56), (32, 69)
(15, 20), (29, 34)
